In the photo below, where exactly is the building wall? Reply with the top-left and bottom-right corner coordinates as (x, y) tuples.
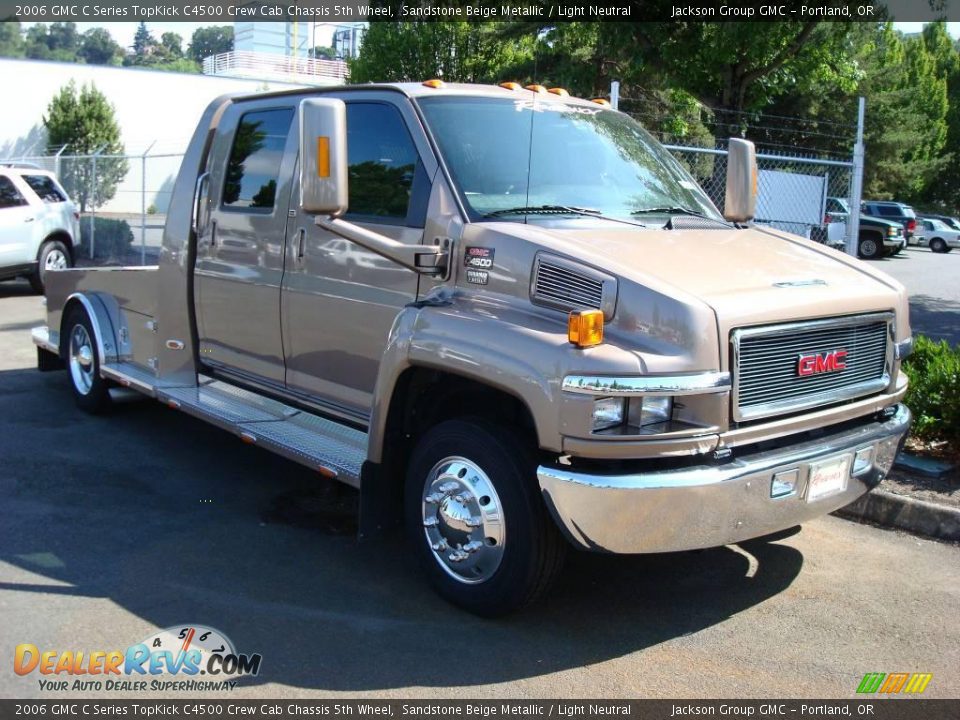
(0, 58), (304, 212)
(235, 21), (309, 58)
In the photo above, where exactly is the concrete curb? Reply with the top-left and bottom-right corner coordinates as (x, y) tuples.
(834, 489), (960, 542)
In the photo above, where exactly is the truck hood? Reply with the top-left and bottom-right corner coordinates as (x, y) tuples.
(495, 222), (910, 343)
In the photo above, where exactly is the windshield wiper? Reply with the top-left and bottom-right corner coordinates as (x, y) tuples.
(485, 205), (646, 228)
(630, 206), (709, 218)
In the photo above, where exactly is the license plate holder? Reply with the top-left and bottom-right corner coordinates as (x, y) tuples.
(806, 455), (851, 502)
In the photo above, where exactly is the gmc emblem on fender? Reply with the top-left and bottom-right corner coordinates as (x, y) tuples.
(797, 350), (848, 377)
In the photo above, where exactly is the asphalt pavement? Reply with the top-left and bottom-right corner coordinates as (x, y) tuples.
(0, 251), (958, 699)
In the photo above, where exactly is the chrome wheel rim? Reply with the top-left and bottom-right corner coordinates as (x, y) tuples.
(45, 248), (68, 271)
(862, 239), (877, 256)
(69, 324), (95, 395)
(421, 456), (505, 585)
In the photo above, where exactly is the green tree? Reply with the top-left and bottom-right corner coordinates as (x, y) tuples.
(43, 81), (128, 211)
(188, 26), (233, 64)
(0, 19), (24, 58)
(159, 32), (183, 59)
(78, 27), (121, 65)
(24, 22), (80, 62)
(349, 22), (534, 84)
(133, 22), (153, 56)
(922, 21), (960, 211)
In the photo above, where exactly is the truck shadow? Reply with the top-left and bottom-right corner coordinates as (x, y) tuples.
(909, 294), (960, 347)
(0, 368), (804, 692)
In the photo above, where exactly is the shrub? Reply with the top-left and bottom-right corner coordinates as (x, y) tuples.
(76, 217), (134, 262)
(902, 335), (960, 441)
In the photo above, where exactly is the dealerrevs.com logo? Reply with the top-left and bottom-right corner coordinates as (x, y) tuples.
(15, 625), (262, 693)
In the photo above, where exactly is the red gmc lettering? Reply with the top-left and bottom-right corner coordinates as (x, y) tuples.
(798, 350), (847, 376)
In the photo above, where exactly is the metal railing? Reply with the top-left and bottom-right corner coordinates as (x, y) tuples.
(202, 50), (349, 85)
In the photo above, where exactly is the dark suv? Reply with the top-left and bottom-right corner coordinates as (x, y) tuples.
(861, 201), (917, 242)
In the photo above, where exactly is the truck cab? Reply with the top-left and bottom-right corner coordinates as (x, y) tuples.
(33, 82), (912, 616)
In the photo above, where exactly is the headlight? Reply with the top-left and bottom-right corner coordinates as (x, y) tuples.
(635, 396), (673, 426)
(592, 397), (626, 431)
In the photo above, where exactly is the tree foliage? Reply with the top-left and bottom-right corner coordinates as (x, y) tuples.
(187, 26), (233, 64)
(43, 81), (128, 211)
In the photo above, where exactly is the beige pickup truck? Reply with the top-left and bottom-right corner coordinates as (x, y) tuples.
(32, 82), (912, 616)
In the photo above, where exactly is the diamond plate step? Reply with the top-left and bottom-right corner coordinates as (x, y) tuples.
(155, 379), (366, 487)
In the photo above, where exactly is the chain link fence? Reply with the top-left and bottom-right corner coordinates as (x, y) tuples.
(4, 151), (185, 266)
(663, 145), (855, 245)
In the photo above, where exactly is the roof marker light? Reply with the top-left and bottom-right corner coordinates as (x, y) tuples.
(591, 98), (611, 107)
(548, 88), (570, 97)
(499, 82), (522, 90)
(423, 79), (445, 89)
(525, 84), (547, 94)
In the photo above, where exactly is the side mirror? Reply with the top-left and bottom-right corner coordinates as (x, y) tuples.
(299, 98), (348, 217)
(724, 138), (757, 223)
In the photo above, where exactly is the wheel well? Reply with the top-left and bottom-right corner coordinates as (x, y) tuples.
(374, 367), (539, 503)
(39, 231), (75, 261)
(858, 229), (882, 240)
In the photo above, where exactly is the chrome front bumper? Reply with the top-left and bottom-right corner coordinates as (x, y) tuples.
(537, 404), (911, 553)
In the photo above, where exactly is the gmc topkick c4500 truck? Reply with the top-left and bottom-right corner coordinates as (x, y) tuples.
(33, 82), (912, 616)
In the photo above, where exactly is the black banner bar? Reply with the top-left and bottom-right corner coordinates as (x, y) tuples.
(2, 0), (960, 23)
(0, 701), (959, 720)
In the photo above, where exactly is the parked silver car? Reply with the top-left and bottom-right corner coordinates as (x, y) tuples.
(0, 167), (80, 292)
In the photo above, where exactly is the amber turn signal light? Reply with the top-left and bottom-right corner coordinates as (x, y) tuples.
(568, 310), (604, 348)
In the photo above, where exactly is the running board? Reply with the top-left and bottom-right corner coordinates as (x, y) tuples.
(155, 378), (366, 487)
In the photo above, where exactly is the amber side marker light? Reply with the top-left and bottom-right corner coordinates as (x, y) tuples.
(548, 87), (570, 96)
(423, 79), (445, 89)
(525, 84), (548, 94)
(568, 309), (604, 348)
(499, 81), (522, 90)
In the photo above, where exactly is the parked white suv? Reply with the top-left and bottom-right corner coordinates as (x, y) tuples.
(0, 166), (79, 292)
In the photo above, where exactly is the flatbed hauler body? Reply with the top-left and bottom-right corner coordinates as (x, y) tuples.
(33, 83), (912, 615)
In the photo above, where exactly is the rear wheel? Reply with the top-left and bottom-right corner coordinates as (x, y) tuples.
(858, 233), (882, 260)
(64, 306), (111, 414)
(29, 239), (72, 294)
(930, 237), (948, 253)
(404, 418), (566, 616)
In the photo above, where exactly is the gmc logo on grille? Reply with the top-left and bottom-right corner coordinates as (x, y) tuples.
(797, 350), (848, 376)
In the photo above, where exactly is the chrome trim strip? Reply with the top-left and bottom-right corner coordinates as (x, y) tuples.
(732, 312), (895, 423)
(562, 371), (731, 396)
(895, 336), (913, 360)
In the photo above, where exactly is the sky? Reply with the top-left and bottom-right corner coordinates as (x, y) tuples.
(17, 20), (960, 51)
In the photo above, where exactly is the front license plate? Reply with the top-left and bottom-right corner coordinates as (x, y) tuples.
(807, 455), (851, 502)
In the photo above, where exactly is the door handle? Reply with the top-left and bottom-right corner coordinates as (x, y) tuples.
(24, 217), (34, 223)
(210, 219), (217, 248)
(296, 228), (306, 260)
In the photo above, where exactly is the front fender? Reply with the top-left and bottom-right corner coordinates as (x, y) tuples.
(367, 295), (648, 463)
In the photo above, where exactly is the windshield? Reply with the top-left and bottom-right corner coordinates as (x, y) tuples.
(417, 96), (722, 222)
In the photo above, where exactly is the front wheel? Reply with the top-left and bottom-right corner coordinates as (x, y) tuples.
(404, 419), (567, 616)
(29, 239), (72, 294)
(858, 234), (882, 260)
(930, 237), (948, 253)
(64, 306), (111, 414)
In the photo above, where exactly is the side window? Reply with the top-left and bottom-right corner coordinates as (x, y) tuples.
(222, 108), (294, 212)
(22, 175), (67, 203)
(0, 176), (28, 209)
(345, 103), (420, 221)
(877, 206), (897, 217)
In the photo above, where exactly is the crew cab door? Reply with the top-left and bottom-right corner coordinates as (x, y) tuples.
(281, 97), (434, 420)
(194, 100), (298, 385)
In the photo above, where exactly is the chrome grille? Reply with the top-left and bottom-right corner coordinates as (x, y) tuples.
(733, 313), (892, 422)
(530, 254), (617, 317)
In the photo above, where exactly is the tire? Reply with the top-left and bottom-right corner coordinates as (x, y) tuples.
(64, 306), (111, 414)
(930, 237), (948, 253)
(404, 418), (567, 617)
(858, 234), (882, 260)
(29, 239), (72, 294)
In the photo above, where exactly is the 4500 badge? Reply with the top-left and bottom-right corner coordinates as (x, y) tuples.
(15, 625), (262, 691)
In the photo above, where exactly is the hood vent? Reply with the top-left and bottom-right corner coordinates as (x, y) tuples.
(531, 254), (617, 319)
